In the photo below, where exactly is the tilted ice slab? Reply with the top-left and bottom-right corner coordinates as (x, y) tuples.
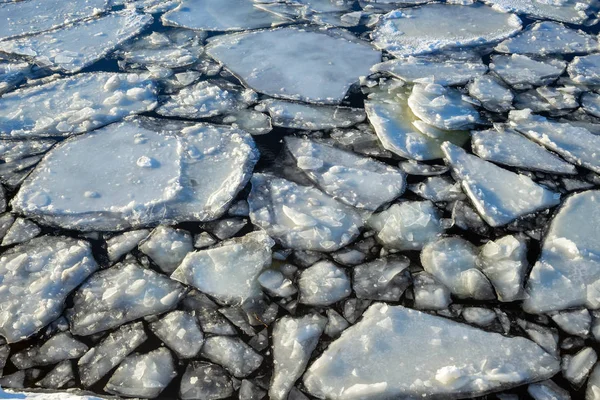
(509, 109), (600, 174)
(582, 92), (600, 119)
(162, 0), (285, 31)
(303, 304), (559, 399)
(67, 262), (185, 336)
(496, 21), (599, 55)
(270, 314), (327, 400)
(408, 84), (483, 131)
(171, 231), (274, 304)
(372, 54), (487, 86)
(442, 142), (561, 227)
(0, 61), (30, 95)
(472, 129), (577, 175)
(261, 99), (365, 130)
(524, 191), (600, 313)
(206, 27), (381, 104)
(248, 174), (363, 252)
(285, 137), (406, 210)
(0, 236), (97, 343)
(490, 55), (566, 89)
(568, 55), (600, 85)
(115, 29), (205, 69)
(0, 10), (152, 73)
(13, 118), (259, 231)
(0, 73), (157, 138)
(0, 0), (109, 41)
(371, 3), (522, 57)
(481, 0), (593, 25)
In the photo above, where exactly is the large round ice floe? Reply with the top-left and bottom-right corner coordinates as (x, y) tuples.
(248, 174), (364, 252)
(0, 236), (98, 343)
(303, 304), (559, 399)
(481, 0), (594, 25)
(371, 3), (522, 57)
(205, 27), (381, 104)
(12, 117), (259, 231)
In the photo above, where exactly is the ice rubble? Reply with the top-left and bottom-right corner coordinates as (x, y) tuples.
(471, 129), (577, 174)
(171, 231), (274, 304)
(285, 137), (405, 210)
(442, 142), (561, 227)
(0, 10), (152, 73)
(496, 21), (599, 55)
(270, 314), (327, 400)
(568, 54), (600, 85)
(372, 3), (522, 57)
(0, 236), (97, 343)
(510, 109), (600, 174)
(149, 310), (204, 359)
(0, 73), (157, 138)
(261, 99), (365, 130)
(524, 190), (600, 313)
(67, 262), (185, 336)
(0, 0), (108, 41)
(303, 304), (559, 399)
(367, 201), (445, 251)
(13, 118), (259, 231)
(248, 174), (363, 252)
(162, 0), (286, 31)
(78, 322), (147, 387)
(105, 347), (177, 398)
(206, 27), (381, 104)
(481, 0), (593, 24)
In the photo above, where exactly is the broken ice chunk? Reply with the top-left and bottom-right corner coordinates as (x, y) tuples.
(201, 336), (263, 378)
(180, 362), (233, 400)
(408, 84), (483, 131)
(510, 109), (600, 174)
(582, 93), (600, 119)
(0, 61), (31, 95)
(115, 29), (205, 69)
(528, 379), (571, 400)
(68, 262), (184, 336)
(36, 360), (74, 389)
(367, 201), (445, 251)
(157, 80), (256, 119)
(1, 217), (41, 246)
(408, 176), (465, 203)
(270, 314), (327, 400)
(467, 75), (513, 113)
(0, 236), (97, 343)
(11, 332), (88, 369)
(303, 304), (560, 399)
(563, 347), (597, 387)
(371, 3), (522, 57)
(524, 190), (600, 313)
(496, 21), (599, 55)
(372, 54), (487, 86)
(139, 226), (193, 274)
(490, 55), (566, 89)
(13, 118), (259, 231)
(206, 27), (381, 104)
(0, 0), (109, 41)
(0, 10), (152, 73)
(462, 307), (497, 327)
(481, 0), (593, 25)
(248, 174), (363, 252)
(551, 309), (591, 337)
(353, 256), (410, 301)
(298, 261), (351, 306)
(0, 138), (55, 164)
(587, 364), (600, 400)
(285, 137), (406, 210)
(149, 311), (204, 359)
(472, 129), (577, 175)
(568, 54), (600, 85)
(412, 271), (452, 310)
(421, 237), (495, 300)
(162, 0), (286, 31)
(171, 231), (273, 304)
(78, 322), (147, 388)
(0, 73), (157, 138)
(262, 99), (365, 130)
(477, 235), (528, 302)
(258, 269), (297, 298)
(106, 229), (150, 263)
(442, 142), (561, 227)
(105, 348), (177, 399)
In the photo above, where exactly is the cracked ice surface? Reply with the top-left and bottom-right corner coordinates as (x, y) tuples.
(13, 118), (259, 231)
(206, 27), (381, 104)
(303, 304), (559, 399)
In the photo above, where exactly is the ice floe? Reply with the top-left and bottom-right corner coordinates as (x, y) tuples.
(298, 261), (351, 305)
(481, 0), (593, 24)
(261, 99), (365, 130)
(490, 55), (566, 89)
(467, 75), (514, 112)
(149, 310), (204, 359)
